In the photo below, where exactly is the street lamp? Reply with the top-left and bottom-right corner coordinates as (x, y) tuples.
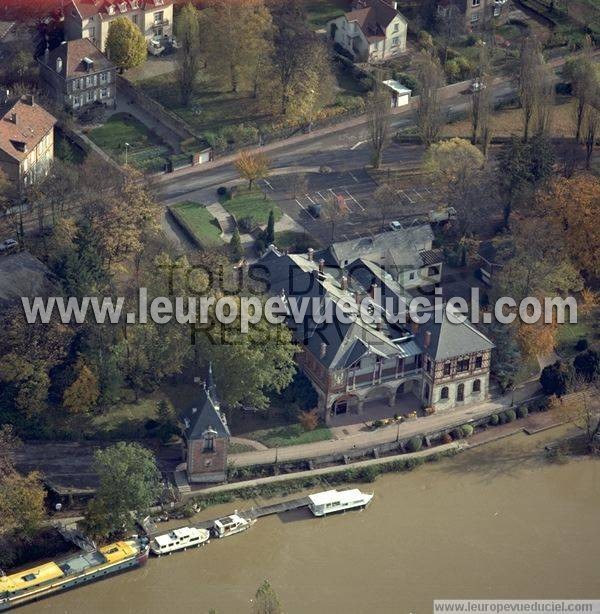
(124, 142), (130, 165)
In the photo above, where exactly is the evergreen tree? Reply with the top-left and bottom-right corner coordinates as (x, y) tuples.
(229, 227), (243, 262)
(540, 361), (572, 398)
(264, 209), (275, 245)
(252, 580), (282, 614)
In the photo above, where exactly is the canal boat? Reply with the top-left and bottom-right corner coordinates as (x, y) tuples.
(212, 513), (256, 538)
(150, 527), (210, 556)
(308, 489), (374, 517)
(0, 537), (149, 611)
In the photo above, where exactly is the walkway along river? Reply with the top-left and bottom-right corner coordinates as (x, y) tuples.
(20, 425), (600, 614)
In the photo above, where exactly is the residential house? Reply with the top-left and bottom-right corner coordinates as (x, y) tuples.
(39, 39), (117, 113)
(315, 225), (443, 291)
(181, 367), (230, 484)
(64, 0), (174, 53)
(0, 95), (56, 186)
(254, 237), (493, 422)
(328, 0), (408, 62)
(437, 0), (509, 30)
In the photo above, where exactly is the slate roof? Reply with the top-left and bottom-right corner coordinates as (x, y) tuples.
(182, 370), (230, 441)
(41, 39), (114, 78)
(0, 97), (57, 163)
(69, 0), (173, 20)
(323, 225), (436, 270)
(416, 306), (495, 361)
(0, 251), (60, 308)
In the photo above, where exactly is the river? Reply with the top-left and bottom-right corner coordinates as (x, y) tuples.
(22, 427), (600, 614)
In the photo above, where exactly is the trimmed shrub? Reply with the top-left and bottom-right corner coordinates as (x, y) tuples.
(504, 409), (517, 423)
(575, 338), (589, 352)
(461, 424), (474, 437)
(489, 414), (500, 426)
(405, 436), (423, 453)
(217, 186), (228, 197)
(529, 396), (551, 413)
(450, 428), (463, 440)
(516, 405), (529, 419)
(238, 216), (255, 233)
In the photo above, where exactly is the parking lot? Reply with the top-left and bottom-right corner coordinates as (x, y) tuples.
(256, 169), (445, 244)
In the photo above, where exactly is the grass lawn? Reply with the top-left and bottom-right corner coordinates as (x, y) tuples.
(170, 201), (224, 248)
(224, 187), (282, 228)
(302, 0), (349, 28)
(242, 423), (333, 448)
(444, 98), (576, 139)
(514, 356), (541, 385)
(89, 395), (162, 439)
(555, 312), (599, 361)
(229, 442), (257, 454)
(275, 230), (316, 253)
(88, 112), (170, 172)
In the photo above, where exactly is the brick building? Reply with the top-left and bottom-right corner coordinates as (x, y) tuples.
(181, 367), (230, 484)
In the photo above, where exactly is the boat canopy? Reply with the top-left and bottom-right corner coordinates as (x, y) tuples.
(0, 562), (64, 594)
(308, 489), (365, 507)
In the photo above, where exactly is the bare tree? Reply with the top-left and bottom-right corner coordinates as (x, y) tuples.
(289, 172), (308, 200)
(175, 3), (201, 107)
(374, 183), (399, 230)
(470, 42), (492, 153)
(322, 192), (350, 241)
(416, 52), (445, 147)
(517, 36), (549, 142)
(435, 3), (464, 66)
(368, 74), (392, 169)
(583, 104), (599, 170)
(564, 378), (600, 453)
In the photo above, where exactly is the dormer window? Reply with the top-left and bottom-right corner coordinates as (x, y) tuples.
(119, 2), (127, 12)
(56, 57), (63, 73)
(130, 0), (138, 7)
(107, 4), (115, 14)
(202, 426), (217, 452)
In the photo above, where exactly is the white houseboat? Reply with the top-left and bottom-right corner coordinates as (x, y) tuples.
(212, 513), (256, 538)
(150, 527), (210, 556)
(308, 489), (374, 517)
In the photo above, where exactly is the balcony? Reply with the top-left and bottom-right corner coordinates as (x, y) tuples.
(347, 367), (422, 391)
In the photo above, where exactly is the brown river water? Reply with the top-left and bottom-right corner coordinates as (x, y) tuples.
(21, 427), (600, 614)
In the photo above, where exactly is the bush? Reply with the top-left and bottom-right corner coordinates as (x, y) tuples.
(445, 55), (475, 83)
(461, 424), (474, 437)
(504, 409), (517, 423)
(405, 436), (423, 452)
(357, 465), (378, 483)
(238, 216), (255, 233)
(442, 432), (453, 444)
(498, 412), (508, 424)
(528, 396), (550, 413)
(450, 428), (463, 440)
(372, 419), (385, 429)
(298, 409), (318, 432)
(417, 30), (434, 51)
(489, 414), (500, 426)
(575, 338), (589, 352)
(393, 72), (418, 92)
(217, 186), (228, 197)
(333, 42), (354, 61)
(516, 405), (529, 419)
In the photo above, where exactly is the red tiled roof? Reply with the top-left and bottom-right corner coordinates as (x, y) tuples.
(42, 39), (115, 78)
(0, 98), (57, 163)
(69, 0), (173, 20)
(345, 0), (402, 38)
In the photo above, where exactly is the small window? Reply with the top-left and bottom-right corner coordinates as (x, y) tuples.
(457, 383), (465, 402)
(472, 0), (480, 5)
(457, 358), (470, 373)
(470, 12), (479, 22)
(475, 356), (483, 369)
(440, 386), (449, 400)
(393, 23), (399, 32)
(473, 379), (481, 393)
(409, 272), (416, 280)
(203, 435), (214, 452)
(392, 36), (399, 46)
(443, 363), (451, 376)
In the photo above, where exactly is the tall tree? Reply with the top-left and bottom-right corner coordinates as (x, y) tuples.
(105, 17), (147, 71)
(230, 226), (244, 262)
(264, 209), (275, 244)
(62, 357), (100, 414)
(235, 151), (270, 190)
(368, 75), (392, 169)
(83, 442), (161, 538)
(373, 183), (399, 230)
(583, 104), (599, 170)
(415, 52), (445, 146)
(175, 3), (202, 106)
(252, 580), (283, 614)
(0, 471), (46, 539)
(200, 0), (273, 94)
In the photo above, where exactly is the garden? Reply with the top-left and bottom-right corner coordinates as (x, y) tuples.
(169, 201), (224, 249)
(222, 187), (282, 232)
(88, 112), (171, 173)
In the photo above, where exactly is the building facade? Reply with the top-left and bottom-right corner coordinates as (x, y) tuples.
(65, 0), (174, 53)
(438, 0), (509, 30)
(0, 95), (56, 186)
(39, 39), (117, 113)
(255, 233), (494, 423)
(329, 0), (408, 62)
(181, 368), (230, 484)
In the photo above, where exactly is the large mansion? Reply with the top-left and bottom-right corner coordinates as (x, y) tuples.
(255, 227), (493, 422)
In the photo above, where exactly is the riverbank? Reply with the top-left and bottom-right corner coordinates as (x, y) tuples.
(19, 423), (599, 614)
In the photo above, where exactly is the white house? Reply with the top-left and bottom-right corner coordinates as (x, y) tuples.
(328, 0), (408, 63)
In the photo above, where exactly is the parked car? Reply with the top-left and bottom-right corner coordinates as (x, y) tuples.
(309, 203), (322, 218)
(389, 220), (402, 231)
(0, 238), (17, 252)
(428, 207), (457, 223)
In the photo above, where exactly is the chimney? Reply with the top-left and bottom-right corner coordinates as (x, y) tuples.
(318, 259), (325, 274)
(341, 275), (348, 290)
(9, 112), (17, 124)
(354, 290), (361, 304)
(320, 342), (327, 358)
(23, 94), (34, 106)
(424, 330), (431, 348)
(307, 247), (314, 261)
(369, 282), (378, 299)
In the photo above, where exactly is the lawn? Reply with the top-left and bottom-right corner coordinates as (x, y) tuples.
(223, 187), (282, 229)
(88, 395), (162, 440)
(242, 423), (333, 448)
(302, 0), (349, 28)
(275, 230), (317, 253)
(88, 112), (171, 172)
(169, 201), (224, 248)
(555, 311), (599, 361)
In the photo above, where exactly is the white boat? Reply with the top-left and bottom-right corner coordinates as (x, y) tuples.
(150, 527), (210, 556)
(308, 489), (374, 517)
(212, 513), (256, 538)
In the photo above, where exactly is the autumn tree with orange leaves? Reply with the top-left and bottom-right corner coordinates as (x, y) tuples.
(235, 151), (270, 190)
